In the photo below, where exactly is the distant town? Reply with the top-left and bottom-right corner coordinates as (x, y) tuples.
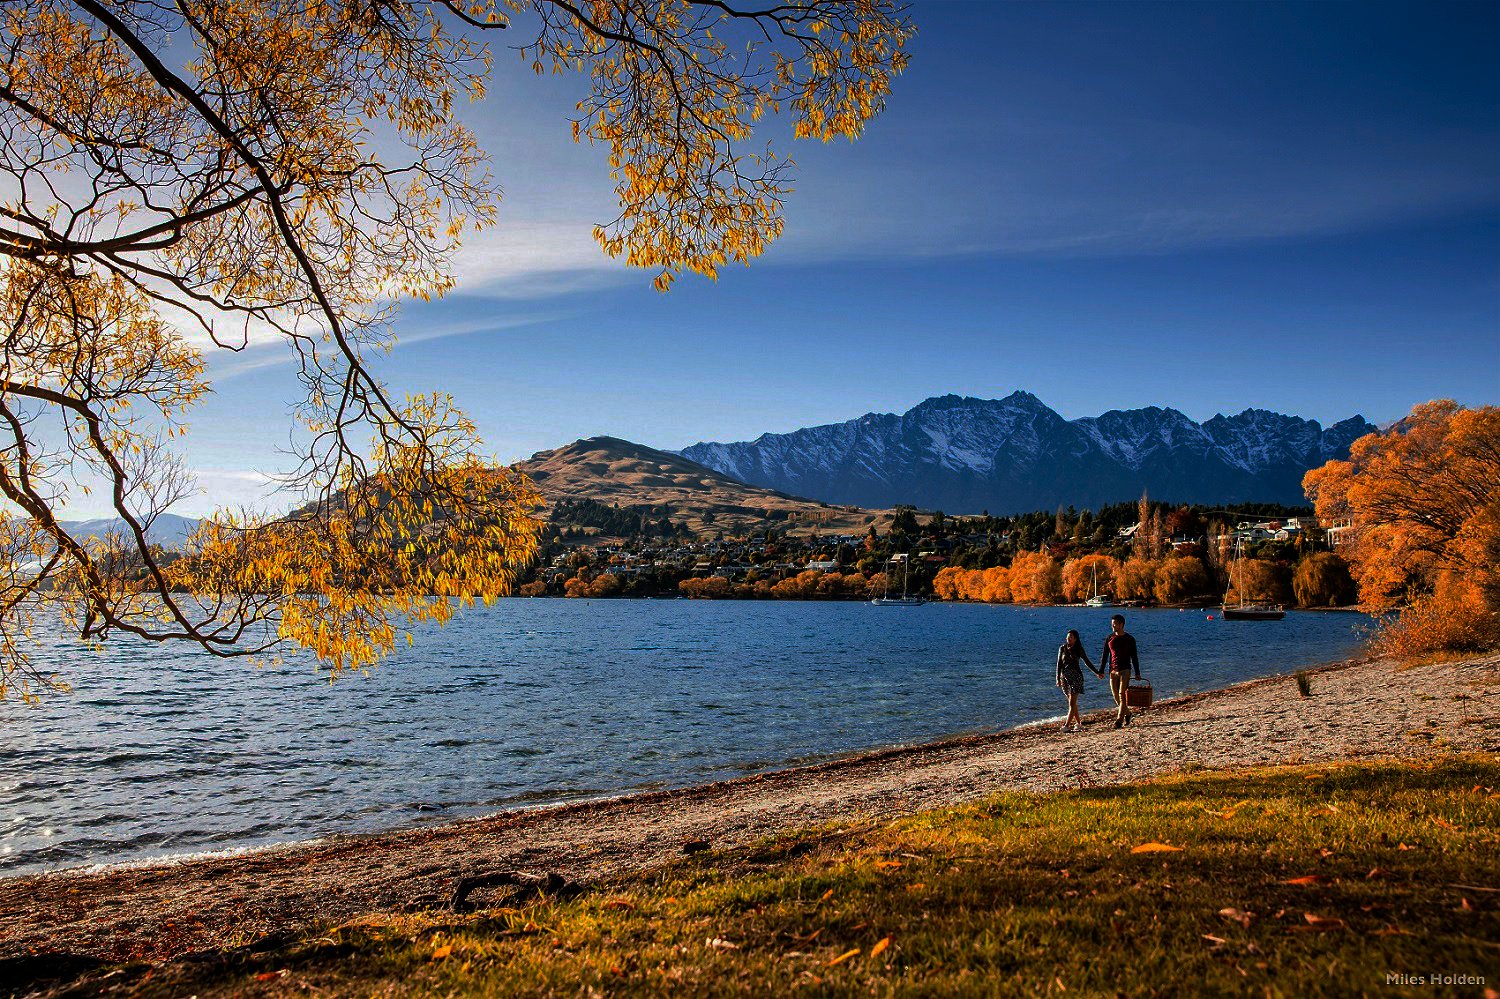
(520, 498), (1358, 608)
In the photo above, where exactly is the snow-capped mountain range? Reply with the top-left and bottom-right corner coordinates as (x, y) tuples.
(679, 392), (1375, 514)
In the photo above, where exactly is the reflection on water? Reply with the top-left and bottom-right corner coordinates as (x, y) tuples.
(1, 601), (1368, 874)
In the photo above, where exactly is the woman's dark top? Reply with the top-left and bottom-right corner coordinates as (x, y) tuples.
(1055, 643), (1096, 695)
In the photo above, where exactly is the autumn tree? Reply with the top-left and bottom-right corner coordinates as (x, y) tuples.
(1304, 400), (1500, 652)
(1164, 505), (1205, 539)
(1134, 490), (1150, 554)
(979, 566), (1012, 603)
(1147, 507), (1165, 560)
(1062, 554), (1116, 603)
(1291, 553), (1356, 608)
(1153, 556), (1210, 605)
(1224, 559), (1292, 608)
(932, 565), (962, 601)
(1114, 557), (1158, 602)
(1009, 551), (1062, 605)
(0, 0), (914, 700)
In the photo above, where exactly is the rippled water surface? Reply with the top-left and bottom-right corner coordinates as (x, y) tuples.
(1, 601), (1369, 874)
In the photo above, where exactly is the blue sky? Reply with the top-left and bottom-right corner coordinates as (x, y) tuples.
(79, 0), (1500, 516)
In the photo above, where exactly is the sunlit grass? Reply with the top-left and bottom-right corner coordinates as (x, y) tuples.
(90, 756), (1499, 997)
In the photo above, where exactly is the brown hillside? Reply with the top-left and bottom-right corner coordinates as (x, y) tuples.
(511, 436), (896, 537)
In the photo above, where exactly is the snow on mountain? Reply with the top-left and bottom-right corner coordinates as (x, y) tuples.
(57, 513), (201, 549)
(679, 392), (1376, 513)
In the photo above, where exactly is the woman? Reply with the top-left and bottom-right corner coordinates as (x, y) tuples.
(1055, 628), (1101, 732)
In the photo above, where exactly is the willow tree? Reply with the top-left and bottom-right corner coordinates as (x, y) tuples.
(1303, 400), (1500, 653)
(0, 0), (914, 699)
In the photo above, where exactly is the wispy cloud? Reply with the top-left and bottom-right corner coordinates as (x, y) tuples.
(207, 309), (568, 381)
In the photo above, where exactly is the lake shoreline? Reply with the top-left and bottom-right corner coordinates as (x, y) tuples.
(2, 649), (1495, 967)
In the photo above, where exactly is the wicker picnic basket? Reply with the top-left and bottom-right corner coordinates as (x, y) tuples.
(1124, 677), (1154, 709)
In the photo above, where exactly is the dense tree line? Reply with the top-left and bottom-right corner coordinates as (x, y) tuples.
(548, 499), (689, 540)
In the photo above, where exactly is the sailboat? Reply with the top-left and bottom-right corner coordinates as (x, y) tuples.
(1085, 562), (1113, 608)
(1221, 535), (1285, 620)
(872, 553), (927, 606)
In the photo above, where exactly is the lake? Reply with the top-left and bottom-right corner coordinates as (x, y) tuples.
(0, 600), (1370, 875)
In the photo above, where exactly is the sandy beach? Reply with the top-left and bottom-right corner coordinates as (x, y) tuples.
(2, 651), (1496, 967)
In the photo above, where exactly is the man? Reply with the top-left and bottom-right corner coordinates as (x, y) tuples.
(1101, 613), (1141, 728)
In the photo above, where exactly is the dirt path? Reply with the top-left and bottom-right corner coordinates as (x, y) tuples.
(2, 653), (1496, 964)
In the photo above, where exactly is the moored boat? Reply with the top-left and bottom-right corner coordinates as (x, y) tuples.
(872, 553), (927, 606)
(1221, 537), (1285, 620)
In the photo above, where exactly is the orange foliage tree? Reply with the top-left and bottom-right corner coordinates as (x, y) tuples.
(1224, 559), (1292, 607)
(1304, 401), (1500, 653)
(678, 576), (732, 599)
(1009, 551), (1063, 605)
(1114, 557), (1159, 602)
(0, 0), (914, 700)
(1153, 556), (1211, 605)
(932, 565), (1013, 603)
(1062, 554), (1117, 603)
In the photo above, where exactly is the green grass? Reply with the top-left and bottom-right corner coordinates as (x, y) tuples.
(54, 757), (1500, 997)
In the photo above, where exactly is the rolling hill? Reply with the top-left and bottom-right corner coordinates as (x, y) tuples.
(512, 436), (896, 538)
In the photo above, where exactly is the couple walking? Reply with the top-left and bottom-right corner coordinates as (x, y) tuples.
(1055, 613), (1141, 732)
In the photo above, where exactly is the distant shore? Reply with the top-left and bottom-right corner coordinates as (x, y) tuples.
(1, 650), (1494, 968)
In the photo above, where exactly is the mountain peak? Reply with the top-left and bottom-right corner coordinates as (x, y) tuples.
(679, 393), (1375, 512)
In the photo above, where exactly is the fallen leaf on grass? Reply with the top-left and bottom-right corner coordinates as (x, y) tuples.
(1283, 875), (1328, 886)
(873, 860), (903, 871)
(431, 945), (452, 961)
(707, 938), (739, 951)
(1131, 842), (1183, 854)
(254, 971), (288, 981)
(603, 899), (636, 911)
(1431, 816), (1458, 831)
(1219, 908), (1254, 928)
(1366, 867), (1389, 879)
(1202, 934), (1228, 946)
(828, 948), (861, 967)
(820, 889), (835, 902)
(870, 936), (891, 958)
(1300, 913), (1346, 930)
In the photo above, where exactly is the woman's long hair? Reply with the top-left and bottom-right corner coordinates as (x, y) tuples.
(1065, 629), (1081, 648)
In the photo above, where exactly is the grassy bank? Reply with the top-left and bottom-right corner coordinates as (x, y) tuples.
(27, 757), (1499, 997)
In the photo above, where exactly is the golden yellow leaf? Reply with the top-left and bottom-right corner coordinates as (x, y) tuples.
(1131, 842), (1184, 854)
